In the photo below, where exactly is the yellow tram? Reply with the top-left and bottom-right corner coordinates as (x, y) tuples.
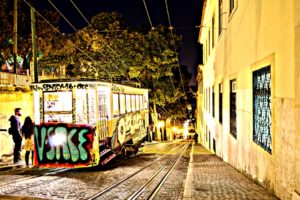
(31, 79), (149, 168)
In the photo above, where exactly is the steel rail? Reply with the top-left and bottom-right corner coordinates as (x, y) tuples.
(126, 142), (190, 200)
(148, 142), (190, 199)
(87, 141), (187, 200)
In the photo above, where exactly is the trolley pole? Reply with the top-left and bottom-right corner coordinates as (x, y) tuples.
(31, 6), (38, 83)
(13, 0), (18, 74)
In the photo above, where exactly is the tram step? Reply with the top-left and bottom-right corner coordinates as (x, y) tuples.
(100, 148), (112, 157)
(100, 153), (116, 165)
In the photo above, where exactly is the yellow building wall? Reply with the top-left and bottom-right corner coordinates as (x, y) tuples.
(198, 0), (298, 199)
(0, 91), (33, 157)
(294, 0), (300, 199)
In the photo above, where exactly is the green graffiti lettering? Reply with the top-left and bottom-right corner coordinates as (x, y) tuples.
(68, 128), (79, 162)
(78, 129), (89, 161)
(35, 124), (92, 165)
(56, 127), (70, 160)
(46, 127), (55, 160)
(35, 126), (47, 161)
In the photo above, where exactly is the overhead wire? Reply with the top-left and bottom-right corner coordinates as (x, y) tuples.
(142, 0), (186, 117)
(68, 0), (144, 87)
(164, 0), (186, 96)
(164, 0), (190, 118)
(22, 0), (112, 80)
(142, 0), (154, 28)
(47, 0), (131, 82)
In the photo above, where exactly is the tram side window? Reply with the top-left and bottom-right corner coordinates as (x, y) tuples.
(144, 94), (148, 109)
(140, 95), (143, 110)
(113, 93), (120, 117)
(76, 89), (88, 124)
(120, 94), (126, 114)
(126, 94), (131, 113)
(131, 95), (136, 112)
(136, 95), (140, 111)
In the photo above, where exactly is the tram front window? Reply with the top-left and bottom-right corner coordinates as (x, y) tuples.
(44, 91), (73, 123)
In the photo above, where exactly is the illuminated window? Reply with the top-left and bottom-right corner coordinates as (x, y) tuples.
(219, 83), (223, 124)
(230, 0), (235, 14)
(98, 90), (109, 139)
(212, 15), (215, 48)
(126, 94), (131, 113)
(219, 0), (223, 35)
(212, 86), (215, 117)
(88, 89), (97, 125)
(208, 87), (211, 113)
(139, 95), (143, 110)
(208, 30), (210, 56)
(120, 94), (126, 114)
(43, 91), (73, 123)
(253, 66), (272, 153)
(204, 88), (206, 110)
(131, 95), (136, 112)
(113, 93), (120, 116)
(230, 79), (237, 138)
(44, 91), (72, 112)
(76, 89), (88, 124)
(144, 94), (148, 109)
(136, 95), (140, 111)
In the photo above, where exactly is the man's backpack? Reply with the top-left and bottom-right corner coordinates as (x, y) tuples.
(8, 127), (12, 135)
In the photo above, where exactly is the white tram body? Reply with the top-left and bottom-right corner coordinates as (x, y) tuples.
(31, 80), (149, 168)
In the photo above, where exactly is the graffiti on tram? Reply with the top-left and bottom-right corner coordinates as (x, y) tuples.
(34, 123), (94, 166)
(115, 112), (146, 145)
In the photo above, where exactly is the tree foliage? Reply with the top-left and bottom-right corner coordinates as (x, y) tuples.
(0, 0), (61, 70)
(0, 3), (192, 119)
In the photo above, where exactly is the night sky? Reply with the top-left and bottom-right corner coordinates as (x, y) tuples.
(36, 0), (203, 85)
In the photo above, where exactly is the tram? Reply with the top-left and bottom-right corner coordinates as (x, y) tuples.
(31, 79), (149, 168)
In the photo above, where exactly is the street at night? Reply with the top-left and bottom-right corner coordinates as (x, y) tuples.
(0, 0), (300, 199)
(0, 141), (277, 200)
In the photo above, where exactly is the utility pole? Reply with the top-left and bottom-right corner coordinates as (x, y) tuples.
(13, 0), (18, 74)
(31, 6), (38, 83)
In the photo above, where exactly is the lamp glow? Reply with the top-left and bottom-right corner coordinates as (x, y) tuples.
(50, 132), (67, 146)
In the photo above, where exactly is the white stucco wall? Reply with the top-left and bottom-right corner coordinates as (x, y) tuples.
(198, 0), (298, 199)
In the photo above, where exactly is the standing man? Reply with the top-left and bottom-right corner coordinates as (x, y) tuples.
(9, 108), (22, 163)
(194, 132), (198, 144)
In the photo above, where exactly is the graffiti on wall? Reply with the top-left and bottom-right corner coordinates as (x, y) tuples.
(34, 123), (95, 167)
(0, 113), (8, 130)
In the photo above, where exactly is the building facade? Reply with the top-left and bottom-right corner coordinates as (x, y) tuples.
(197, 0), (300, 199)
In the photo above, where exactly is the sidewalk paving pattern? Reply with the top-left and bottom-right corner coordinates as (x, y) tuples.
(183, 144), (278, 200)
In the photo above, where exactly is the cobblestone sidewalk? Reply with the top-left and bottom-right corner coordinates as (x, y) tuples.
(183, 144), (278, 200)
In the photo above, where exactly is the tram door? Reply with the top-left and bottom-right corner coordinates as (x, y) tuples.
(97, 88), (110, 140)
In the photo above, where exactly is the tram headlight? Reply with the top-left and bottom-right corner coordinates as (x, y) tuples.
(50, 133), (67, 146)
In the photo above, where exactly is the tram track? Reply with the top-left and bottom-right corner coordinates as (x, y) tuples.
(0, 141), (190, 199)
(88, 141), (190, 200)
(126, 142), (190, 200)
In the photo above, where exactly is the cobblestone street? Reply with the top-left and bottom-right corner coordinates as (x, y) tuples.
(0, 141), (280, 200)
